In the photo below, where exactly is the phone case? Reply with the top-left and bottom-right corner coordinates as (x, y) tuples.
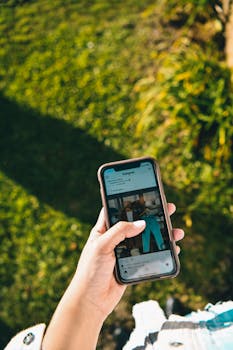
(97, 156), (180, 284)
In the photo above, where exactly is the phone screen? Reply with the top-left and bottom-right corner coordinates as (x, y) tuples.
(101, 158), (177, 283)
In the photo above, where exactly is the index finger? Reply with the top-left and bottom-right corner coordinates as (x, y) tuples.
(89, 208), (106, 240)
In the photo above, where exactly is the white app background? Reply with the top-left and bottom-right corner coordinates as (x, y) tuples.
(104, 162), (156, 195)
(118, 250), (174, 280)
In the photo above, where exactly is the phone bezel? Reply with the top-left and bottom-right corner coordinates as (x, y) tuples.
(98, 156), (180, 284)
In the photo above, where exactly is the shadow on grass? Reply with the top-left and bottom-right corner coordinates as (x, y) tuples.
(1, 93), (233, 350)
(0, 93), (233, 300)
(0, 93), (124, 224)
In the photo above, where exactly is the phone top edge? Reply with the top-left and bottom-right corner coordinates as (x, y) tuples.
(97, 156), (159, 182)
(98, 156), (157, 171)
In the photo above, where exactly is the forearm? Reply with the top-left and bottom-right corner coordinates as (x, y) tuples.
(42, 278), (105, 350)
(42, 217), (148, 350)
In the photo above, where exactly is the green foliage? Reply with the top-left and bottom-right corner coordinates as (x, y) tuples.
(134, 44), (233, 214)
(0, 0), (233, 349)
(0, 171), (89, 329)
(0, 0), (32, 6)
(0, 0), (156, 153)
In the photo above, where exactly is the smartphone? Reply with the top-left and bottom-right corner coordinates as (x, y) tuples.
(97, 156), (180, 284)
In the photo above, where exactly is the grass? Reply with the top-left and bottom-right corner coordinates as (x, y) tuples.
(0, 1), (232, 349)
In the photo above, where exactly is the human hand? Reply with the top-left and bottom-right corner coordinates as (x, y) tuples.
(42, 203), (184, 350)
(71, 202), (184, 320)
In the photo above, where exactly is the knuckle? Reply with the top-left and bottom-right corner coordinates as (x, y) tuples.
(115, 221), (127, 230)
(119, 232), (125, 242)
(93, 239), (103, 252)
(114, 221), (127, 241)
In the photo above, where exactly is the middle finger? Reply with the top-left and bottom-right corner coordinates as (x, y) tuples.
(173, 228), (185, 242)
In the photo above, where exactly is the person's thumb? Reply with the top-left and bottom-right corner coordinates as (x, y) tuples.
(97, 220), (146, 253)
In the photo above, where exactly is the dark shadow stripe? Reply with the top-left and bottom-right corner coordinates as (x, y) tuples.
(0, 93), (124, 223)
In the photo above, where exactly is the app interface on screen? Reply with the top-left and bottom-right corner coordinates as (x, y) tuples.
(103, 161), (174, 280)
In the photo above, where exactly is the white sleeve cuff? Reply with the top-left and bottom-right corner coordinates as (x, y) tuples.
(123, 300), (166, 350)
(4, 324), (46, 350)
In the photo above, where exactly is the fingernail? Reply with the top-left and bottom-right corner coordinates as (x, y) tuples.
(133, 220), (146, 228)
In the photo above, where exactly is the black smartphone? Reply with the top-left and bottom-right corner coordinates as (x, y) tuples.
(97, 156), (180, 284)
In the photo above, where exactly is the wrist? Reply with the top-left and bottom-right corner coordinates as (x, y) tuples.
(64, 274), (108, 323)
(42, 282), (105, 350)
(64, 292), (106, 327)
